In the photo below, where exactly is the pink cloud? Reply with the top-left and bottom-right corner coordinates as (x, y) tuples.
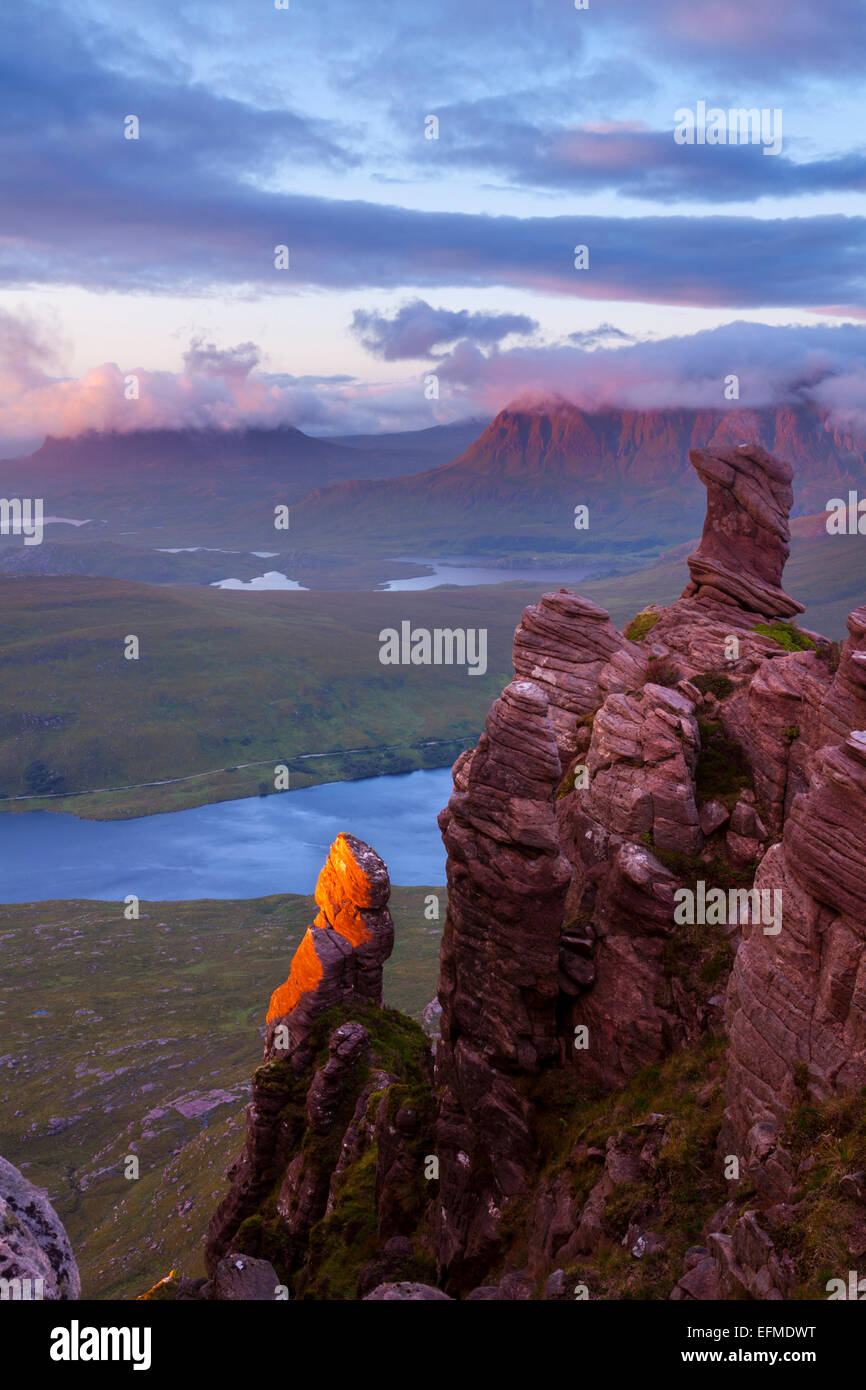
(1, 310), (865, 446)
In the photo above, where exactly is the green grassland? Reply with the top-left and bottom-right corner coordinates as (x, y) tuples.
(0, 886), (443, 1299)
(0, 578), (519, 816)
(1, 530), (858, 819)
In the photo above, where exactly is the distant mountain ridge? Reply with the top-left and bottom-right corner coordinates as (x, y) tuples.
(289, 401), (866, 555)
(0, 420), (483, 549)
(1, 403), (862, 568)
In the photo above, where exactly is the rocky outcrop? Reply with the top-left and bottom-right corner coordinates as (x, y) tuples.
(434, 680), (571, 1284)
(554, 680), (721, 1091)
(430, 437), (866, 1294)
(819, 605), (866, 745)
(0, 1156), (80, 1299)
(722, 726), (866, 1190)
(680, 442), (804, 619)
(265, 833), (394, 1069)
(512, 591), (645, 759)
(202, 833), (438, 1297)
(184, 433), (866, 1302)
(720, 607), (866, 1177)
(210, 1253), (281, 1300)
(740, 651), (830, 834)
(584, 683), (702, 855)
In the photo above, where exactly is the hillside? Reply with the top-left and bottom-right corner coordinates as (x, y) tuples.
(2, 405), (862, 589)
(0, 421), (481, 564)
(0, 887), (444, 1298)
(1, 522), (860, 820)
(289, 401), (866, 557)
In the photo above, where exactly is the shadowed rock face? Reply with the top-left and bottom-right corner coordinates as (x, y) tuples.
(681, 442), (804, 618)
(720, 663), (866, 1201)
(819, 605), (866, 745)
(720, 735), (866, 1196)
(434, 680), (571, 1283)
(428, 438), (866, 1294)
(0, 1156), (80, 1299)
(265, 833), (394, 1069)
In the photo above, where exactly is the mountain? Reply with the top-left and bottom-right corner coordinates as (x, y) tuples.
(331, 417), (488, 467)
(146, 438), (866, 1302)
(2, 404), (863, 579)
(0, 423), (475, 549)
(289, 401), (866, 558)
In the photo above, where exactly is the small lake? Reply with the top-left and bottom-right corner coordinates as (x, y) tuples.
(211, 571), (308, 590)
(382, 557), (593, 591)
(0, 768), (452, 903)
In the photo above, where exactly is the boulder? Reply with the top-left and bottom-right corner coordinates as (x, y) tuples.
(0, 1156), (80, 1300)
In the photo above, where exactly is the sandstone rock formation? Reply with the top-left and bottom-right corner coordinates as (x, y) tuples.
(680, 442), (803, 619)
(512, 590), (645, 760)
(429, 437), (866, 1296)
(0, 1155), (80, 1299)
(210, 1253), (281, 1300)
(265, 833), (394, 1069)
(204, 833), (437, 1298)
(434, 680), (571, 1283)
(721, 726), (866, 1195)
(188, 435), (866, 1303)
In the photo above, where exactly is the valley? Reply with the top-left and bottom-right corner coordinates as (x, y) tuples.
(0, 888), (444, 1298)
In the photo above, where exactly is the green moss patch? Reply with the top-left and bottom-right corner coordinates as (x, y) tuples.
(753, 621), (817, 653)
(692, 672), (734, 700)
(624, 609), (661, 642)
(695, 719), (753, 805)
(775, 1087), (866, 1299)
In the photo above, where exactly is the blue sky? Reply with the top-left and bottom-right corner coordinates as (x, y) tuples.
(0, 0), (864, 445)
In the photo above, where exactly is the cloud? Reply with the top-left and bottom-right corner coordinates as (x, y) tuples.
(2, 171), (865, 311)
(567, 324), (638, 350)
(1, 8), (863, 307)
(431, 319), (866, 436)
(3, 314), (866, 445)
(423, 112), (866, 201)
(0, 313), (462, 441)
(350, 299), (537, 359)
(604, 0), (866, 78)
(181, 338), (261, 379)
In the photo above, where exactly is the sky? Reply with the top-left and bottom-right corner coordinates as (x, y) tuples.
(1, 0), (865, 450)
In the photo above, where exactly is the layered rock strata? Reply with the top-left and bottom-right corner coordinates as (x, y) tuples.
(434, 680), (571, 1282)
(191, 434), (866, 1303)
(265, 833), (394, 1069)
(204, 834), (431, 1294)
(512, 590), (645, 760)
(680, 442), (804, 619)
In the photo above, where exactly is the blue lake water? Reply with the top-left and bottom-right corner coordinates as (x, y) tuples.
(382, 557), (592, 591)
(0, 768), (452, 903)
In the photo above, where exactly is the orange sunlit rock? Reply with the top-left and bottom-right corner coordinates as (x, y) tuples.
(266, 929), (323, 1023)
(316, 833), (390, 910)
